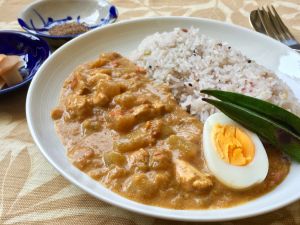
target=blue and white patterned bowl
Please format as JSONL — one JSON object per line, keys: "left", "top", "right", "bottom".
{"left": 0, "top": 31, "right": 51, "bottom": 95}
{"left": 18, "top": 0, "right": 118, "bottom": 48}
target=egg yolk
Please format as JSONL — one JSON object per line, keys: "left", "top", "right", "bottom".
{"left": 212, "top": 124, "right": 255, "bottom": 166}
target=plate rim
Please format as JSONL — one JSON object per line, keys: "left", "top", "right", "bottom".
{"left": 26, "top": 16, "right": 300, "bottom": 222}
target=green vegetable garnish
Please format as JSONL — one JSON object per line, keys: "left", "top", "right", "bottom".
{"left": 201, "top": 89, "right": 300, "bottom": 136}
{"left": 202, "top": 90, "right": 300, "bottom": 162}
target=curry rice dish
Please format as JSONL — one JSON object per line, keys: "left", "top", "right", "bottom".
{"left": 51, "top": 52, "right": 290, "bottom": 209}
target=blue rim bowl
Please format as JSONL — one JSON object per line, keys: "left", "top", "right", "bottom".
{"left": 18, "top": 0, "right": 118, "bottom": 48}
{"left": 0, "top": 31, "right": 51, "bottom": 95}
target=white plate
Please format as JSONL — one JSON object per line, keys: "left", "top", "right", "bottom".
{"left": 26, "top": 17, "right": 300, "bottom": 222}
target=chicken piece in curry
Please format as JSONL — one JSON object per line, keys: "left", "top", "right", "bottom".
{"left": 52, "top": 52, "right": 290, "bottom": 209}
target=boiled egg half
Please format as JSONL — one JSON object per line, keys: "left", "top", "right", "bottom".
{"left": 203, "top": 112, "right": 269, "bottom": 189}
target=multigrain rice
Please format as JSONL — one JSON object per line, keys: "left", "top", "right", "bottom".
{"left": 131, "top": 27, "right": 300, "bottom": 122}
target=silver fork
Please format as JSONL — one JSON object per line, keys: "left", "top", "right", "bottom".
{"left": 250, "top": 5, "right": 300, "bottom": 52}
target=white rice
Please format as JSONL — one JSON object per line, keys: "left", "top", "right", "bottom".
{"left": 131, "top": 27, "right": 300, "bottom": 122}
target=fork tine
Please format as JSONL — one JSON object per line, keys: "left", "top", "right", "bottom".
{"left": 257, "top": 7, "right": 277, "bottom": 39}
{"left": 266, "top": 6, "right": 286, "bottom": 41}
{"left": 271, "top": 5, "right": 296, "bottom": 40}
{"left": 257, "top": 8, "right": 271, "bottom": 37}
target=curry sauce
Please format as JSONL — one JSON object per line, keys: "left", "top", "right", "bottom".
{"left": 51, "top": 52, "right": 290, "bottom": 209}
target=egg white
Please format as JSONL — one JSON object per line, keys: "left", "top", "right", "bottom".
{"left": 203, "top": 112, "right": 269, "bottom": 189}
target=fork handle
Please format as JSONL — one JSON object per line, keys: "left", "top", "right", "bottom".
{"left": 290, "top": 43, "right": 300, "bottom": 53}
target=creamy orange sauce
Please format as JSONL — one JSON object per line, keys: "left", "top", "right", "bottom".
{"left": 51, "top": 52, "right": 290, "bottom": 209}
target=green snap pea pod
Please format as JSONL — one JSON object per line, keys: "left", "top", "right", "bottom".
{"left": 201, "top": 89, "right": 300, "bottom": 136}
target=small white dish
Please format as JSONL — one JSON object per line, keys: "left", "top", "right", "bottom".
{"left": 18, "top": 0, "right": 118, "bottom": 48}
{"left": 26, "top": 17, "right": 300, "bottom": 222}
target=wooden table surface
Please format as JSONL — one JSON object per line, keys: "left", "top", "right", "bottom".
{"left": 0, "top": 0, "right": 300, "bottom": 224}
